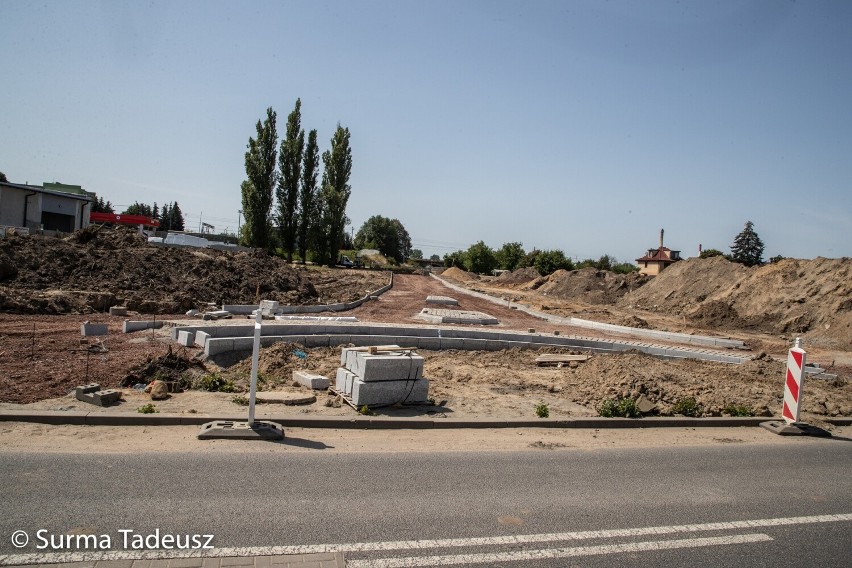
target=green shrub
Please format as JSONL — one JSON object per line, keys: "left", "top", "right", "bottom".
{"left": 598, "top": 397, "right": 640, "bottom": 418}
{"left": 672, "top": 397, "right": 703, "bottom": 417}
{"left": 535, "top": 403, "right": 550, "bottom": 418}
{"left": 137, "top": 403, "right": 158, "bottom": 414}
{"left": 197, "top": 373, "right": 236, "bottom": 393}
{"left": 232, "top": 395, "right": 249, "bottom": 406}
{"left": 723, "top": 403, "right": 754, "bottom": 417}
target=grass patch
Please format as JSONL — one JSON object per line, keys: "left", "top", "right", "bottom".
{"left": 722, "top": 403, "right": 754, "bottom": 417}
{"left": 672, "top": 397, "right": 703, "bottom": 417}
{"left": 137, "top": 403, "right": 158, "bottom": 414}
{"left": 598, "top": 397, "right": 640, "bottom": 418}
{"left": 535, "top": 403, "right": 550, "bottom": 418}
{"left": 197, "top": 372, "right": 237, "bottom": 393}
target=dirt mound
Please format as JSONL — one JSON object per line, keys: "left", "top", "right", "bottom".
{"left": 621, "top": 256, "right": 852, "bottom": 349}
{"left": 120, "top": 346, "right": 207, "bottom": 388}
{"left": 495, "top": 267, "right": 540, "bottom": 287}
{"left": 219, "top": 342, "right": 340, "bottom": 390}
{"left": 0, "top": 226, "right": 388, "bottom": 315}
{"left": 441, "top": 266, "right": 479, "bottom": 282}
{"left": 522, "top": 268, "right": 648, "bottom": 305}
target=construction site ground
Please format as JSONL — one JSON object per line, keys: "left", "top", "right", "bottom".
{"left": 2, "top": 268, "right": 851, "bottom": 427}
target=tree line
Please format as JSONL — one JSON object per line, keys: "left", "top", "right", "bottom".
{"left": 443, "top": 241, "right": 638, "bottom": 277}
{"left": 240, "top": 100, "right": 352, "bottom": 266}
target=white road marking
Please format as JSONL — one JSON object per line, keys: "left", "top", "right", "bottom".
{"left": 0, "top": 513, "right": 849, "bottom": 565}
{"left": 345, "top": 534, "right": 775, "bottom": 568}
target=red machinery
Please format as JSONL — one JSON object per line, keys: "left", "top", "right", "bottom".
{"left": 89, "top": 212, "right": 160, "bottom": 228}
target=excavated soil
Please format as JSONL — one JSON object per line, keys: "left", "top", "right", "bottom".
{"left": 0, "top": 226, "right": 388, "bottom": 314}
{"left": 1, "top": 230, "right": 850, "bottom": 423}
{"left": 619, "top": 256, "right": 852, "bottom": 350}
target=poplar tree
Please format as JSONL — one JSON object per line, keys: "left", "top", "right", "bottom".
{"left": 318, "top": 125, "right": 352, "bottom": 265}
{"left": 241, "top": 107, "right": 278, "bottom": 249}
{"left": 297, "top": 129, "right": 319, "bottom": 263}
{"left": 276, "top": 99, "right": 304, "bottom": 261}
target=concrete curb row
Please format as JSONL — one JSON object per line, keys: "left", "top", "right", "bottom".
{"left": 432, "top": 274, "right": 746, "bottom": 349}
{"left": 2, "top": 410, "right": 848, "bottom": 428}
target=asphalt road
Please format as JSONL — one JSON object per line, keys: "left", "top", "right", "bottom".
{"left": 2, "top": 440, "right": 851, "bottom": 567}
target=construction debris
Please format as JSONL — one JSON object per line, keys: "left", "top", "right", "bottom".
{"left": 535, "top": 354, "right": 591, "bottom": 367}
{"left": 75, "top": 383, "right": 121, "bottom": 406}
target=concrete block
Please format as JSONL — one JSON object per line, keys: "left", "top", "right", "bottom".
{"left": 304, "top": 335, "right": 331, "bottom": 348}
{"left": 123, "top": 320, "right": 164, "bottom": 333}
{"left": 204, "top": 338, "right": 235, "bottom": 356}
{"left": 75, "top": 384, "right": 120, "bottom": 407}
{"left": 194, "top": 330, "right": 210, "bottom": 348}
{"left": 81, "top": 322, "right": 108, "bottom": 336}
{"left": 109, "top": 306, "right": 128, "bottom": 316}
{"left": 335, "top": 368, "right": 358, "bottom": 395}
{"left": 222, "top": 304, "right": 259, "bottom": 315}
{"left": 426, "top": 295, "right": 459, "bottom": 306}
{"left": 177, "top": 330, "right": 195, "bottom": 347}
{"left": 351, "top": 378, "right": 429, "bottom": 406}
{"left": 232, "top": 337, "right": 255, "bottom": 351}
{"left": 202, "top": 310, "right": 232, "bottom": 320}
{"left": 416, "top": 337, "right": 443, "bottom": 350}
{"left": 293, "top": 370, "right": 331, "bottom": 390}
{"left": 76, "top": 384, "right": 100, "bottom": 397}
{"left": 328, "top": 335, "right": 352, "bottom": 347}
{"left": 439, "top": 337, "right": 464, "bottom": 350}
{"left": 355, "top": 351, "right": 424, "bottom": 382}
{"left": 259, "top": 300, "right": 280, "bottom": 310}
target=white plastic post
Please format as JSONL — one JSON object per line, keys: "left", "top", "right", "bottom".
{"left": 782, "top": 337, "right": 806, "bottom": 424}
{"left": 247, "top": 310, "right": 262, "bottom": 425}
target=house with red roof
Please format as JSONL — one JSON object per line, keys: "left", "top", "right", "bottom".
{"left": 636, "top": 229, "right": 681, "bottom": 276}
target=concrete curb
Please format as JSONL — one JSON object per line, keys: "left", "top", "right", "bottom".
{"left": 2, "top": 410, "right": 841, "bottom": 429}
{"left": 432, "top": 274, "right": 745, "bottom": 349}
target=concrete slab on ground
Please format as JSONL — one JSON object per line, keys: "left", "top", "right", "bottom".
{"left": 426, "top": 295, "right": 459, "bottom": 305}
{"left": 416, "top": 308, "right": 499, "bottom": 325}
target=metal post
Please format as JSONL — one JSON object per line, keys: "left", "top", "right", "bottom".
{"left": 247, "top": 309, "right": 262, "bottom": 426}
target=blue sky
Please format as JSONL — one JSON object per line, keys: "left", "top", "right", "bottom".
{"left": 2, "top": 0, "right": 850, "bottom": 262}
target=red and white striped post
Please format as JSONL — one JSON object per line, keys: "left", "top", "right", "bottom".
{"left": 781, "top": 338, "right": 806, "bottom": 424}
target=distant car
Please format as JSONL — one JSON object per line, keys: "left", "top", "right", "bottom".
{"left": 337, "top": 255, "right": 355, "bottom": 268}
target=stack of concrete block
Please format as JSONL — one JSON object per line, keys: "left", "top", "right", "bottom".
{"left": 335, "top": 347, "right": 429, "bottom": 407}
{"left": 258, "top": 300, "right": 283, "bottom": 317}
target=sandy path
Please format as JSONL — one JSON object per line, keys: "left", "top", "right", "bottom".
{"left": 2, "top": 421, "right": 843, "bottom": 454}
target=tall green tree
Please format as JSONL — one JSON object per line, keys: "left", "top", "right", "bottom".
{"left": 123, "top": 202, "right": 153, "bottom": 217}
{"left": 465, "top": 241, "right": 498, "bottom": 274}
{"left": 730, "top": 221, "right": 764, "bottom": 266}
{"left": 297, "top": 129, "right": 320, "bottom": 263}
{"left": 444, "top": 250, "right": 467, "bottom": 268}
{"left": 276, "top": 99, "right": 305, "bottom": 261}
{"left": 160, "top": 203, "right": 171, "bottom": 230}
{"left": 0, "top": 171, "right": 8, "bottom": 182}
{"left": 532, "top": 249, "right": 573, "bottom": 276}
{"left": 318, "top": 124, "right": 352, "bottom": 265}
{"left": 169, "top": 202, "right": 185, "bottom": 231}
{"left": 496, "top": 242, "right": 526, "bottom": 270}
{"left": 91, "top": 196, "right": 114, "bottom": 213}
{"left": 354, "top": 215, "right": 411, "bottom": 263}
{"left": 241, "top": 107, "right": 278, "bottom": 249}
